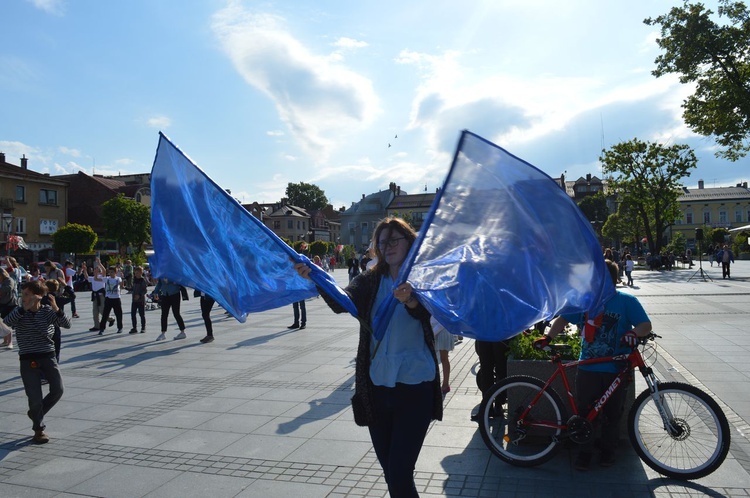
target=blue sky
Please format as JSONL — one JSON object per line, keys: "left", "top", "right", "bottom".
{"left": 2, "top": 0, "right": 747, "bottom": 210}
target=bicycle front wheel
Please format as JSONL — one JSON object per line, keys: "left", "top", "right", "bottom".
{"left": 629, "top": 382, "right": 730, "bottom": 480}
{"left": 478, "top": 375, "right": 567, "bottom": 467}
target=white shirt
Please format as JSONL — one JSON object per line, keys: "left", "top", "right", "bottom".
{"left": 103, "top": 276, "right": 122, "bottom": 299}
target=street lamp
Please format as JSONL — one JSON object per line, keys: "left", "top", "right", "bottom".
{"left": 2, "top": 214, "right": 12, "bottom": 257}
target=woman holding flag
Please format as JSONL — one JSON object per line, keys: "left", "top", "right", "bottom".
{"left": 294, "top": 216, "right": 441, "bottom": 498}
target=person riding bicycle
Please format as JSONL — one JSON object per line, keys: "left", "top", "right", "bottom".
{"left": 534, "top": 260, "right": 652, "bottom": 471}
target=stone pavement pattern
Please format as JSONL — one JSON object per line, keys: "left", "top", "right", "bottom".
{"left": 0, "top": 262, "right": 749, "bottom": 497}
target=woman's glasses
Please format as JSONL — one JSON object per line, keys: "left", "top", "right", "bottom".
{"left": 378, "top": 237, "right": 406, "bottom": 250}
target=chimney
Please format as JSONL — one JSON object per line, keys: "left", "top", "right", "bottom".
{"left": 396, "top": 185, "right": 401, "bottom": 195}
{"left": 698, "top": 179, "right": 704, "bottom": 189}
{"left": 20, "top": 154, "right": 28, "bottom": 170}
{"left": 744, "top": 182, "right": 748, "bottom": 189}
{"left": 560, "top": 173, "right": 565, "bottom": 187}
{"left": 0, "top": 152, "right": 5, "bottom": 163}
{"left": 362, "top": 194, "right": 365, "bottom": 199}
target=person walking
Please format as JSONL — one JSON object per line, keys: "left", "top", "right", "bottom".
{"left": 431, "top": 316, "right": 453, "bottom": 394}
{"left": 83, "top": 259, "right": 113, "bottom": 332}
{"left": 198, "top": 291, "right": 216, "bottom": 343}
{"left": 624, "top": 254, "right": 635, "bottom": 286}
{"left": 718, "top": 244, "right": 735, "bottom": 279}
{"left": 151, "top": 278, "right": 187, "bottom": 341}
{"left": 98, "top": 266, "right": 123, "bottom": 335}
{"left": 4, "top": 280, "right": 71, "bottom": 444}
{"left": 293, "top": 217, "right": 441, "bottom": 497}
{"left": 128, "top": 266, "right": 149, "bottom": 334}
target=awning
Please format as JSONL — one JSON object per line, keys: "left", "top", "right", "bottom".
{"left": 729, "top": 224, "right": 750, "bottom": 232}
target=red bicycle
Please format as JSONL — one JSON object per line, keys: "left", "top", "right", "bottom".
{"left": 477, "top": 333, "right": 730, "bottom": 480}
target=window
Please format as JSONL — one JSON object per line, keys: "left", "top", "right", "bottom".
{"left": 685, "top": 211, "right": 693, "bottom": 224}
{"left": 15, "top": 218, "right": 26, "bottom": 234}
{"left": 719, "top": 210, "right": 727, "bottom": 223}
{"left": 287, "top": 220, "right": 293, "bottom": 229}
{"left": 703, "top": 211, "right": 711, "bottom": 224}
{"left": 39, "top": 189, "right": 57, "bottom": 205}
{"left": 273, "top": 220, "right": 281, "bottom": 230}
{"left": 15, "top": 186, "right": 25, "bottom": 202}
{"left": 736, "top": 210, "right": 743, "bottom": 223}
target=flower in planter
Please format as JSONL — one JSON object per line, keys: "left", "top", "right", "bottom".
{"left": 507, "top": 323, "right": 581, "bottom": 360}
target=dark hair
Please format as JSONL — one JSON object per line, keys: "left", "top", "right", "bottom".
{"left": 605, "top": 260, "right": 619, "bottom": 285}
{"left": 45, "top": 279, "right": 60, "bottom": 293}
{"left": 22, "top": 280, "right": 46, "bottom": 296}
{"left": 371, "top": 217, "right": 417, "bottom": 275}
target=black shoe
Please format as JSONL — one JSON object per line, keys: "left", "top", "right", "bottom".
{"left": 299, "top": 324, "right": 306, "bottom": 330}
{"left": 574, "top": 452, "right": 592, "bottom": 471}
{"left": 287, "top": 323, "right": 299, "bottom": 329}
{"left": 98, "top": 330, "right": 103, "bottom": 335}
{"left": 128, "top": 328, "right": 138, "bottom": 334}
{"left": 89, "top": 327, "right": 99, "bottom": 332}
{"left": 200, "top": 336, "right": 214, "bottom": 343}
{"left": 108, "top": 318, "right": 115, "bottom": 327}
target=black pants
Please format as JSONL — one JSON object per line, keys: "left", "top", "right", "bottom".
{"left": 131, "top": 300, "right": 145, "bottom": 329}
{"left": 20, "top": 356, "right": 63, "bottom": 431}
{"left": 201, "top": 296, "right": 215, "bottom": 336}
{"left": 576, "top": 369, "right": 628, "bottom": 453}
{"left": 293, "top": 300, "right": 306, "bottom": 326}
{"left": 99, "top": 297, "right": 123, "bottom": 331}
{"left": 475, "top": 340, "right": 509, "bottom": 395}
{"left": 722, "top": 262, "right": 731, "bottom": 278}
{"left": 160, "top": 293, "right": 186, "bottom": 332}
{"left": 369, "top": 382, "right": 433, "bottom": 498}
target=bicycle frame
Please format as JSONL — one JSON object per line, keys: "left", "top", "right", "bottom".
{"left": 518, "top": 343, "right": 662, "bottom": 431}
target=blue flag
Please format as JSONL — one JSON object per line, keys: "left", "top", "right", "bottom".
{"left": 374, "top": 130, "right": 615, "bottom": 341}
{"left": 149, "top": 133, "right": 357, "bottom": 322}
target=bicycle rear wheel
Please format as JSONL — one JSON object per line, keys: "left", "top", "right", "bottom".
{"left": 478, "top": 375, "right": 567, "bottom": 467}
{"left": 629, "top": 382, "right": 730, "bottom": 480}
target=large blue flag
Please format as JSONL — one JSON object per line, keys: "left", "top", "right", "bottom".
{"left": 374, "top": 130, "right": 615, "bottom": 341}
{"left": 149, "top": 133, "right": 356, "bottom": 322}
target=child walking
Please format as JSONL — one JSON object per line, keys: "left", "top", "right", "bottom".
{"left": 4, "top": 280, "right": 71, "bottom": 444}
{"left": 129, "top": 266, "right": 149, "bottom": 334}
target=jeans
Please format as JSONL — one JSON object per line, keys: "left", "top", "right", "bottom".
{"left": 576, "top": 369, "right": 628, "bottom": 453}
{"left": 20, "top": 356, "right": 64, "bottom": 431}
{"left": 369, "top": 382, "right": 433, "bottom": 498}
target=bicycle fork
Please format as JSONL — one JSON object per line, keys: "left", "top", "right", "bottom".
{"left": 642, "top": 370, "right": 683, "bottom": 437}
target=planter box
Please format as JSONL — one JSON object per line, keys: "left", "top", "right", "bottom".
{"left": 507, "top": 358, "right": 634, "bottom": 440}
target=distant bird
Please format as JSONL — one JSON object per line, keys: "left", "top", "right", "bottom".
{"left": 395, "top": 134, "right": 398, "bottom": 139}
{"left": 388, "top": 143, "right": 391, "bottom": 147}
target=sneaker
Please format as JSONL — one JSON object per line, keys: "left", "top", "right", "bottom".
{"left": 299, "top": 324, "right": 306, "bottom": 330}
{"left": 73, "top": 313, "right": 80, "bottom": 318}
{"left": 574, "top": 452, "right": 592, "bottom": 471}
{"left": 200, "top": 336, "right": 214, "bottom": 344}
{"left": 33, "top": 430, "right": 49, "bottom": 444}
{"left": 107, "top": 318, "right": 115, "bottom": 327}
{"left": 287, "top": 323, "right": 299, "bottom": 329}
{"left": 116, "top": 328, "right": 123, "bottom": 334}
{"left": 599, "top": 449, "right": 616, "bottom": 467}
{"left": 140, "top": 328, "right": 146, "bottom": 334}
{"left": 156, "top": 333, "right": 166, "bottom": 341}
{"left": 128, "top": 328, "right": 138, "bottom": 334}
{"left": 89, "top": 327, "right": 99, "bottom": 332}
{"left": 173, "top": 331, "right": 187, "bottom": 340}
{"left": 5, "top": 342, "right": 12, "bottom": 349}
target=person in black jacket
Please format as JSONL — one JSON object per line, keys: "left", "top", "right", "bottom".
{"left": 294, "top": 217, "right": 441, "bottom": 498}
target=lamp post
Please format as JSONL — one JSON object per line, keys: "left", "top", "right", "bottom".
{"left": 2, "top": 213, "right": 12, "bottom": 257}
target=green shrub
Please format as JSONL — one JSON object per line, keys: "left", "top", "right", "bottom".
{"left": 508, "top": 325, "right": 581, "bottom": 360}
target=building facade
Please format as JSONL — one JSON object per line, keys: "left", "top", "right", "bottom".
{"left": 340, "top": 182, "right": 404, "bottom": 254}
{"left": 674, "top": 180, "right": 750, "bottom": 248}
{"left": 0, "top": 153, "right": 69, "bottom": 265}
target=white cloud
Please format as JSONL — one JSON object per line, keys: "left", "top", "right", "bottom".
{"left": 211, "top": 2, "right": 380, "bottom": 161}
{"left": 332, "top": 37, "right": 368, "bottom": 49}
{"left": 147, "top": 115, "right": 172, "bottom": 129}
{"left": 27, "top": 0, "right": 64, "bottom": 16}
{"left": 266, "top": 130, "right": 285, "bottom": 136}
{"left": 58, "top": 146, "right": 81, "bottom": 157}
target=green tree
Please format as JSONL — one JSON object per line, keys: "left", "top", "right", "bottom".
{"left": 51, "top": 223, "right": 98, "bottom": 255}
{"left": 101, "top": 194, "right": 151, "bottom": 255}
{"left": 645, "top": 1, "right": 750, "bottom": 160}
{"left": 666, "top": 231, "right": 687, "bottom": 256}
{"left": 309, "top": 240, "right": 328, "bottom": 257}
{"left": 577, "top": 192, "right": 610, "bottom": 240}
{"left": 285, "top": 182, "right": 329, "bottom": 211}
{"left": 600, "top": 139, "right": 697, "bottom": 255}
